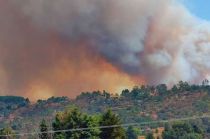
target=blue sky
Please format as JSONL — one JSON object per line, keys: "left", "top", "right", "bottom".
{"left": 181, "top": 0, "right": 210, "bottom": 20}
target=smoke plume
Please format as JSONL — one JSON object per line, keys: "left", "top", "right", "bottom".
{"left": 0, "top": 0, "right": 210, "bottom": 100}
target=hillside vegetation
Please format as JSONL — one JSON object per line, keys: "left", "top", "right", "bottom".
{"left": 1, "top": 81, "right": 210, "bottom": 135}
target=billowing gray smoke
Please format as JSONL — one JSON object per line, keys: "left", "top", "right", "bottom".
{"left": 11, "top": 0, "right": 164, "bottom": 74}
{"left": 0, "top": 0, "right": 210, "bottom": 98}
{"left": 16, "top": 0, "right": 210, "bottom": 84}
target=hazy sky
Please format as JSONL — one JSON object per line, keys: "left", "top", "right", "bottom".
{"left": 182, "top": 0, "right": 210, "bottom": 20}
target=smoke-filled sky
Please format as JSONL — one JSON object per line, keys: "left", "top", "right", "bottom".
{"left": 0, "top": 0, "right": 210, "bottom": 100}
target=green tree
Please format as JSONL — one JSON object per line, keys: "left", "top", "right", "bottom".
{"left": 178, "top": 81, "right": 190, "bottom": 92}
{"left": 171, "top": 85, "right": 178, "bottom": 93}
{"left": 121, "top": 89, "right": 130, "bottom": 98}
{"left": 180, "top": 133, "right": 202, "bottom": 139}
{"left": 202, "top": 79, "right": 209, "bottom": 86}
{"left": 162, "top": 122, "right": 204, "bottom": 139}
{"left": 126, "top": 126, "right": 140, "bottom": 139}
{"left": 54, "top": 134, "right": 65, "bottom": 139}
{"left": 130, "top": 86, "right": 149, "bottom": 100}
{"left": 39, "top": 119, "right": 50, "bottom": 139}
{"left": 0, "top": 127, "right": 15, "bottom": 139}
{"left": 146, "top": 132, "right": 154, "bottom": 139}
{"left": 156, "top": 84, "right": 168, "bottom": 96}
{"left": 52, "top": 107, "right": 100, "bottom": 139}
{"left": 99, "top": 109, "right": 126, "bottom": 139}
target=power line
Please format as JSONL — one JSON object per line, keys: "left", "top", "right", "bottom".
{"left": 1, "top": 114, "right": 210, "bottom": 137}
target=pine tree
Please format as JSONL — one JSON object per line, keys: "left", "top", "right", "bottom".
{"left": 126, "top": 126, "right": 140, "bottom": 139}
{"left": 52, "top": 107, "right": 100, "bottom": 139}
{"left": 39, "top": 119, "right": 50, "bottom": 139}
{"left": 99, "top": 109, "right": 126, "bottom": 139}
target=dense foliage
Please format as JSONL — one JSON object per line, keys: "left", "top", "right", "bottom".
{"left": 51, "top": 108, "right": 126, "bottom": 139}
{"left": 0, "top": 96, "right": 29, "bottom": 117}
{"left": 126, "top": 126, "right": 141, "bottom": 139}
{"left": 0, "top": 127, "right": 15, "bottom": 139}
{"left": 1, "top": 81, "right": 210, "bottom": 138}
{"left": 162, "top": 122, "right": 204, "bottom": 139}
{"left": 39, "top": 119, "right": 50, "bottom": 139}
{"left": 52, "top": 107, "right": 100, "bottom": 139}
{"left": 99, "top": 109, "right": 126, "bottom": 139}
{"left": 146, "top": 132, "right": 154, "bottom": 139}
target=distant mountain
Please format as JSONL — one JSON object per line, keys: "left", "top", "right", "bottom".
{"left": 1, "top": 81, "right": 210, "bottom": 133}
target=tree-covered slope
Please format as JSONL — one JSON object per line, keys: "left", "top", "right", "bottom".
{"left": 1, "top": 81, "right": 210, "bottom": 133}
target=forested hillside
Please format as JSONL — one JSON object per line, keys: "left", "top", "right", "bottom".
{"left": 1, "top": 81, "right": 210, "bottom": 138}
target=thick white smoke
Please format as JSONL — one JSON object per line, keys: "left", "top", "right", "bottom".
{"left": 7, "top": 0, "right": 210, "bottom": 85}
